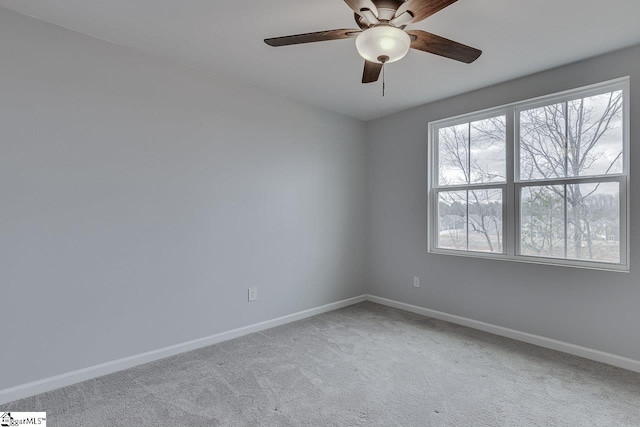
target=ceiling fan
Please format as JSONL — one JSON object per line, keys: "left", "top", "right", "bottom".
{"left": 264, "top": 0, "right": 482, "bottom": 85}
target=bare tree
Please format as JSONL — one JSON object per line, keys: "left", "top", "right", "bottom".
{"left": 519, "top": 91, "right": 623, "bottom": 259}
{"left": 437, "top": 91, "right": 622, "bottom": 260}
{"left": 438, "top": 118, "right": 506, "bottom": 252}
{"left": 469, "top": 189, "right": 502, "bottom": 253}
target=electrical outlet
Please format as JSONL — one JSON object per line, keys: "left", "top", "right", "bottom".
{"left": 248, "top": 287, "right": 258, "bottom": 302}
{"left": 413, "top": 276, "right": 420, "bottom": 288}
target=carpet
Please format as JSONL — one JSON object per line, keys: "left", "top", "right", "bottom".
{"left": 4, "top": 302, "right": 640, "bottom": 426}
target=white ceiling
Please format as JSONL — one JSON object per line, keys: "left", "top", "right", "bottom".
{"left": 2, "top": 0, "right": 640, "bottom": 121}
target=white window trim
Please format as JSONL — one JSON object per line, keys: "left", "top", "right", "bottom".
{"left": 427, "top": 77, "right": 630, "bottom": 272}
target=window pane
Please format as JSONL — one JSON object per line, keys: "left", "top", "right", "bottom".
{"left": 519, "top": 103, "right": 566, "bottom": 180}
{"left": 468, "top": 189, "right": 503, "bottom": 253}
{"left": 567, "top": 182, "right": 620, "bottom": 263}
{"left": 438, "top": 191, "right": 467, "bottom": 250}
{"left": 520, "top": 186, "right": 565, "bottom": 258}
{"left": 470, "top": 116, "right": 506, "bottom": 184}
{"left": 438, "top": 124, "right": 469, "bottom": 186}
{"left": 567, "top": 91, "right": 624, "bottom": 177}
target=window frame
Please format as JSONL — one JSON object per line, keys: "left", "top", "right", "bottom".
{"left": 428, "top": 77, "right": 630, "bottom": 272}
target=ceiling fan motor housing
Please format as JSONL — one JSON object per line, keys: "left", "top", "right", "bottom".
{"left": 355, "top": 0, "right": 405, "bottom": 28}
{"left": 372, "top": 0, "right": 405, "bottom": 21}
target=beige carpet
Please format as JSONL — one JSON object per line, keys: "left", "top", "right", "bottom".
{"left": 4, "top": 302, "right": 640, "bottom": 426}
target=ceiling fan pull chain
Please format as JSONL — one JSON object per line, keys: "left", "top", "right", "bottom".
{"left": 382, "top": 62, "right": 385, "bottom": 97}
{"left": 377, "top": 55, "right": 389, "bottom": 97}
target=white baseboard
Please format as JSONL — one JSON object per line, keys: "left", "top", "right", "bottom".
{"left": 5, "top": 293, "right": 637, "bottom": 405}
{"left": 0, "top": 295, "right": 366, "bottom": 405}
{"left": 365, "top": 294, "right": 640, "bottom": 373}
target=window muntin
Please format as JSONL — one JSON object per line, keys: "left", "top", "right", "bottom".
{"left": 429, "top": 78, "right": 629, "bottom": 271}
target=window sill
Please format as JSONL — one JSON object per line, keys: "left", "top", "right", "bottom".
{"left": 428, "top": 247, "right": 630, "bottom": 273}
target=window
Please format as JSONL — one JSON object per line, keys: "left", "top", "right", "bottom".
{"left": 436, "top": 116, "right": 507, "bottom": 253}
{"left": 428, "top": 78, "right": 629, "bottom": 271}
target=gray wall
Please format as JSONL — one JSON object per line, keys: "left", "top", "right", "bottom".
{"left": 0, "top": 9, "right": 367, "bottom": 390}
{"left": 367, "top": 44, "right": 640, "bottom": 361}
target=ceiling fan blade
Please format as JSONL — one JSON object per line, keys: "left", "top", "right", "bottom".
{"left": 362, "top": 61, "right": 383, "bottom": 83}
{"left": 344, "top": 0, "right": 379, "bottom": 18}
{"left": 395, "top": 0, "right": 459, "bottom": 24}
{"left": 264, "top": 29, "right": 360, "bottom": 47}
{"left": 407, "top": 30, "right": 482, "bottom": 63}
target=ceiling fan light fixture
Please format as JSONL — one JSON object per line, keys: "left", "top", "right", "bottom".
{"left": 355, "top": 25, "right": 411, "bottom": 64}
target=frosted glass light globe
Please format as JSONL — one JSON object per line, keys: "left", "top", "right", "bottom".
{"left": 355, "top": 26, "right": 411, "bottom": 64}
